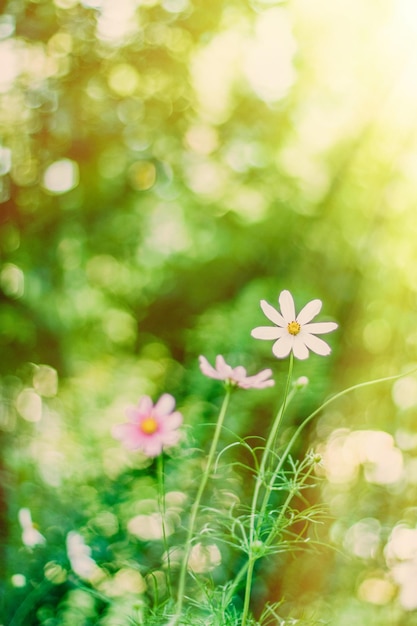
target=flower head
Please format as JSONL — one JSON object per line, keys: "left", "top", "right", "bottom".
{"left": 113, "top": 394, "right": 182, "bottom": 457}
{"left": 251, "top": 290, "right": 338, "bottom": 360}
{"left": 199, "top": 355, "right": 274, "bottom": 389}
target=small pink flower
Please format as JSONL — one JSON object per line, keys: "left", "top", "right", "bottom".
{"left": 113, "top": 394, "right": 183, "bottom": 457}
{"left": 199, "top": 355, "right": 274, "bottom": 389}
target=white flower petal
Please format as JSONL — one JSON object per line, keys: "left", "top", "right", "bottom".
{"left": 292, "top": 337, "right": 310, "bottom": 360}
{"left": 297, "top": 299, "right": 322, "bottom": 325}
{"left": 302, "top": 333, "right": 332, "bottom": 356}
{"left": 279, "top": 290, "right": 295, "bottom": 322}
{"left": 272, "top": 335, "right": 293, "bottom": 358}
{"left": 302, "top": 321, "right": 338, "bottom": 335}
{"left": 251, "top": 326, "right": 285, "bottom": 340}
{"left": 260, "top": 300, "right": 286, "bottom": 327}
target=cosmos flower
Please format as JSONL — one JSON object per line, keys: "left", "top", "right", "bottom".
{"left": 113, "top": 394, "right": 182, "bottom": 457}
{"left": 18, "top": 508, "right": 46, "bottom": 548}
{"left": 251, "top": 289, "right": 338, "bottom": 360}
{"left": 199, "top": 355, "right": 274, "bottom": 389}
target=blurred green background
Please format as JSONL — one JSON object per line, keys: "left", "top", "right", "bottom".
{"left": 2, "top": 0, "right": 417, "bottom": 623}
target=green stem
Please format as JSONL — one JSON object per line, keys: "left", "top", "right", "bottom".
{"left": 264, "top": 462, "right": 315, "bottom": 549}
{"left": 269, "top": 366, "right": 417, "bottom": 492}
{"left": 174, "top": 388, "right": 232, "bottom": 622}
{"left": 239, "top": 363, "right": 417, "bottom": 625}
{"left": 241, "top": 354, "right": 294, "bottom": 626}
{"left": 157, "top": 453, "right": 172, "bottom": 598}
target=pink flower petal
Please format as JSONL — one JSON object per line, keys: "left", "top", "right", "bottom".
{"left": 137, "top": 395, "right": 153, "bottom": 415}
{"left": 154, "top": 394, "right": 176, "bottom": 417}
{"left": 232, "top": 366, "right": 247, "bottom": 381}
{"left": 142, "top": 439, "right": 164, "bottom": 457}
{"left": 297, "top": 299, "right": 322, "bottom": 325}
{"left": 252, "top": 368, "right": 274, "bottom": 382}
{"left": 163, "top": 411, "right": 183, "bottom": 431}
{"left": 115, "top": 394, "right": 183, "bottom": 457}
{"left": 112, "top": 423, "right": 145, "bottom": 450}
{"left": 260, "top": 300, "right": 286, "bottom": 327}
{"left": 199, "top": 355, "right": 223, "bottom": 379}
{"left": 242, "top": 368, "right": 275, "bottom": 389}
{"left": 279, "top": 290, "right": 296, "bottom": 322}
{"left": 161, "top": 430, "right": 181, "bottom": 447}
{"left": 126, "top": 396, "right": 153, "bottom": 422}
{"left": 215, "top": 355, "right": 234, "bottom": 378}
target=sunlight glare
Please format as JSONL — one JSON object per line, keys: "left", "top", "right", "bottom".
{"left": 243, "top": 7, "right": 296, "bottom": 102}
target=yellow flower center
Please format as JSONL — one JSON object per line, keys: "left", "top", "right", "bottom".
{"left": 287, "top": 321, "right": 301, "bottom": 336}
{"left": 141, "top": 417, "right": 158, "bottom": 435}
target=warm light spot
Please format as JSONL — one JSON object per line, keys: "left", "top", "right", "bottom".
{"left": 357, "top": 577, "right": 395, "bottom": 605}
{"left": 386, "top": 525, "right": 417, "bottom": 561}
{"left": 128, "top": 513, "right": 165, "bottom": 540}
{"left": 0, "top": 146, "right": 12, "bottom": 175}
{"left": 96, "top": 0, "right": 139, "bottom": 43}
{"left": 0, "top": 263, "right": 24, "bottom": 298}
{"left": 191, "top": 29, "right": 243, "bottom": 122}
{"left": 0, "top": 15, "right": 15, "bottom": 40}
{"left": 100, "top": 568, "right": 147, "bottom": 597}
{"left": 102, "top": 309, "right": 137, "bottom": 345}
{"left": 363, "top": 318, "right": 392, "bottom": 354}
{"left": 392, "top": 376, "right": 417, "bottom": 410}
{"left": 185, "top": 160, "right": 227, "bottom": 197}
{"left": 185, "top": 124, "right": 218, "bottom": 155}
{"left": 44, "top": 562, "right": 67, "bottom": 585}
{"left": 33, "top": 365, "right": 58, "bottom": 398}
{"left": 128, "top": 161, "right": 156, "bottom": 190}
{"left": 47, "top": 32, "right": 73, "bottom": 57}
{"left": 287, "top": 321, "right": 301, "bottom": 335}
{"left": 42, "top": 159, "right": 79, "bottom": 194}
{"left": 188, "top": 543, "right": 221, "bottom": 573}
{"left": 11, "top": 574, "right": 26, "bottom": 588}
{"left": 0, "top": 40, "right": 19, "bottom": 92}
{"left": 108, "top": 63, "right": 140, "bottom": 97}
{"left": 344, "top": 518, "right": 381, "bottom": 559}
{"left": 323, "top": 429, "right": 404, "bottom": 486}
{"left": 243, "top": 7, "right": 296, "bottom": 102}
{"left": 16, "top": 389, "right": 42, "bottom": 422}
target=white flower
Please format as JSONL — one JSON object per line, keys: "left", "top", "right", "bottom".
{"left": 251, "top": 290, "right": 338, "bottom": 360}
{"left": 18, "top": 508, "right": 46, "bottom": 548}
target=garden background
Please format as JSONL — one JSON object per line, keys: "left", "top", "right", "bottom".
{"left": 2, "top": 0, "right": 417, "bottom": 624}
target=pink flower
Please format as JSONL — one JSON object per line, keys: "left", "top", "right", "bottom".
{"left": 113, "top": 394, "right": 183, "bottom": 457}
{"left": 199, "top": 355, "right": 274, "bottom": 389}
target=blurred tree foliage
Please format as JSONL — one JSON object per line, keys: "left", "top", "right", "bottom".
{"left": 2, "top": 0, "right": 417, "bottom": 623}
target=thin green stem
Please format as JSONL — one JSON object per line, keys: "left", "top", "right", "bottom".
{"left": 264, "top": 462, "right": 315, "bottom": 549}
{"left": 241, "top": 354, "right": 294, "bottom": 626}
{"left": 270, "top": 365, "right": 417, "bottom": 492}
{"left": 239, "top": 364, "right": 417, "bottom": 625}
{"left": 174, "top": 388, "right": 232, "bottom": 623}
{"left": 157, "top": 453, "right": 172, "bottom": 598}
